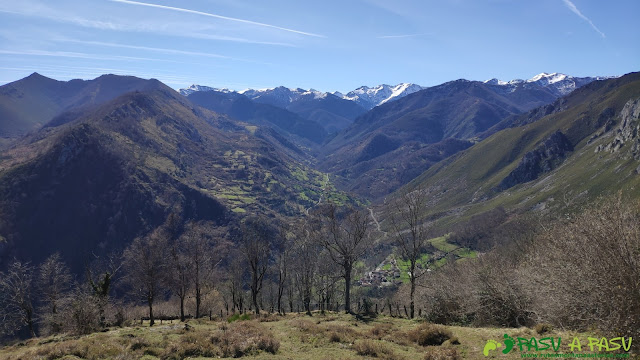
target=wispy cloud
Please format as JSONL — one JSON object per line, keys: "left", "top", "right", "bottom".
{"left": 55, "top": 39, "right": 274, "bottom": 65}
{"left": 59, "top": 39, "right": 230, "bottom": 59}
{"left": 0, "top": 49, "right": 185, "bottom": 63}
{"left": 561, "top": 0, "right": 605, "bottom": 38}
{"left": 0, "top": 2, "right": 298, "bottom": 46}
{"left": 110, "top": 0, "right": 326, "bottom": 38}
{"left": 377, "top": 33, "right": 429, "bottom": 39}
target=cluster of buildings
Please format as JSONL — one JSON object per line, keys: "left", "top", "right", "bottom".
{"left": 358, "top": 258, "right": 402, "bottom": 287}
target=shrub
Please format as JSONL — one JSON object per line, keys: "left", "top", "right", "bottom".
{"left": 352, "top": 339, "right": 397, "bottom": 359}
{"left": 324, "top": 323, "right": 359, "bottom": 343}
{"left": 534, "top": 323, "right": 553, "bottom": 335}
{"left": 369, "top": 323, "right": 394, "bottom": 339}
{"left": 328, "top": 331, "right": 341, "bottom": 342}
{"left": 408, "top": 323, "right": 454, "bottom": 346}
{"left": 290, "top": 318, "right": 322, "bottom": 335}
{"left": 227, "top": 313, "right": 252, "bottom": 323}
{"left": 161, "top": 331, "right": 219, "bottom": 360}
{"left": 128, "top": 337, "right": 150, "bottom": 351}
{"left": 210, "top": 321, "right": 280, "bottom": 357}
{"left": 526, "top": 195, "right": 640, "bottom": 341}
{"left": 447, "top": 336, "right": 460, "bottom": 345}
{"left": 423, "top": 347, "right": 460, "bottom": 360}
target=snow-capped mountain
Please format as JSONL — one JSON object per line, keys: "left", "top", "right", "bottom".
{"left": 179, "top": 83, "right": 425, "bottom": 110}
{"left": 179, "top": 73, "right": 614, "bottom": 111}
{"left": 178, "top": 84, "right": 366, "bottom": 133}
{"left": 484, "top": 72, "right": 616, "bottom": 97}
{"left": 334, "top": 83, "right": 425, "bottom": 110}
{"left": 241, "top": 86, "right": 328, "bottom": 108}
{"left": 179, "top": 84, "right": 235, "bottom": 96}
{"left": 180, "top": 85, "right": 329, "bottom": 108}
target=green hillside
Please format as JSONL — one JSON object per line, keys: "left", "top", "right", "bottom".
{"left": 403, "top": 72, "right": 640, "bottom": 228}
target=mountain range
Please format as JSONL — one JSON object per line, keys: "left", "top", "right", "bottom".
{"left": 402, "top": 72, "right": 640, "bottom": 233}
{"left": 181, "top": 73, "right": 609, "bottom": 111}
{"left": 1, "top": 70, "right": 637, "bottom": 275}
{"left": 0, "top": 74, "right": 348, "bottom": 273}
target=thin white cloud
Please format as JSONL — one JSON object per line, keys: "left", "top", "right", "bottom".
{"left": 561, "top": 0, "right": 605, "bottom": 38}
{"left": 60, "top": 40, "right": 230, "bottom": 59}
{"left": 0, "top": 49, "right": 184, "bottom": 63}
{"left": 377, "top": 33, "right": 429, "bottom": 39}
{"left": 55, "top": 39, "right": 274, "bottom": 65}
{"left": 110, "top": 0, "right": 326, "bottom": 38}
{"left": 0, "top": 3, "right": 297, "bottom": 47}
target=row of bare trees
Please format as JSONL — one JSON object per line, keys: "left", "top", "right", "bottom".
{"left": 1, "top": 203, "right": 376, "bottom": 340}
{"left": 124, "top": 203, "right": 378, "bottom": 322}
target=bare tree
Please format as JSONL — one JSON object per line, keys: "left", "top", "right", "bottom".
{"left": 275, "top": 224, "right": 291, "bottom": 315}
{"left": 160, "top": 211, "right": 192, "bottom": 322}
{"left": 0, "top": 260, "right": 36, "bottom": 337}
{"left": 316, "top": 251, "right": 338, "bottom": 313}
{"left": 316, "top": 204, "right": 371, "bottom": 314}
{"left": 86, "top": 251, "right": 121, "bottom": 327}
{"left": 180, "top": 222, "right": 226, "bottom": 319}
{"left": 292, "top": 221, "right": 321, "bottom": 315}
{"left": 389, "top": 187, "right": 432, "bottom": 318}
{"left": 38, "top": 253, "right": 73, "bottom": 334}
{"left": 169, "top": 242, "right": 190, "bottom": 322}
{"left": 226, "top": 250, "right": 246, "bottom": 313}
{"left": 122, "top": 230, "right": 168, "bottom": 326}
{"left": 239, "top": 217, "right": 272, "bottom": 315}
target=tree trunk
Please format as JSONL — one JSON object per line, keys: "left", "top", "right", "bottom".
{"left": 196, "top": 287, "right": 201, "bottom": 319}
{"left": 180, "top": 295, "right": 185, "bottom": 322}
{"left": 410, "top": 262, "right": 416, "bottom": 319}
{"left": 26, "top": 309, "right": 36, "bottom": 338}
{"left": 252, "top": 288, "right": 260, "bottom": 315}
{"left": 304, "top": 291, "right": 311, "bottom": 316}
{"left": 344, "top": 264, "right": 352, "bottom": 314}
{"left": 148, "top": 295, "right": 155, "bottom": 327}
{"left": 288, "top": 296, "right": 294, "bottom": 314}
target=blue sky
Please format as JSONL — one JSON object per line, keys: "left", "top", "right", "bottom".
{"left": 0, "top": 0, "right": 638, "bottom": 92}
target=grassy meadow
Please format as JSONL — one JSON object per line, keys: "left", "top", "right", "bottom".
{"left": 0, "top": 312, "right": 627, "bottom": 360}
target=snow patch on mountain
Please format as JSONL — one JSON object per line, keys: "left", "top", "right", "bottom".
{"left": 484, "top": 73, "right": 618, "bottom": 96}
{"left": 335, "top": 83, "right": 425, "bottom": 109}
{"left": 179, "top": 84, "right": 235, "bottom": 96}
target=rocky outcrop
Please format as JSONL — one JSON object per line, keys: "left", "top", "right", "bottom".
{"left": 499, "top": 131, "right": 573, "bottom": 190}
{"left": 595, "top": 98, "right": 640, "bottom": 159}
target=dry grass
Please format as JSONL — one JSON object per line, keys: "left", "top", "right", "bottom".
{"left": 408, "top": 323, "right": 455, "bottom": 346}
{"left": 534, "top": 323, "right": 554, "bottom": 335}
{"left": 423, "top": 347, "right": 461, "bottom": 360}
{"left": 0, "top": 312, "right": 618, "bottom": 360}
{"left": 352, "top": 339, "right": 400, "bottom": 359}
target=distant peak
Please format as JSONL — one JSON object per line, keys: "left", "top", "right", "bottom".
{"left": 25, "top": 72, "right": 51, "bottom": 81}
{"left": 484, "top": 78, "right": 507, "bottom": 85}
{"left": 527, "top": 72, "right": 568, "bottom": 84}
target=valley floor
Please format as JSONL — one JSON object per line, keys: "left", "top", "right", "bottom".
{"left": 0, "top": 312, "right": 630, "bottom": 360}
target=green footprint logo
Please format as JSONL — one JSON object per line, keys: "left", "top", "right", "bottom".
{"left": 503, "top": 334, "right": 515, "bottom": 354}
{"left": 483, "top": 339, "right": 502, "bottom": 356}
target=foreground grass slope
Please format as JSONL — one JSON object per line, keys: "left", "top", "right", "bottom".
{"left": 0, "top": 313, "right": 624, "bottom": 360}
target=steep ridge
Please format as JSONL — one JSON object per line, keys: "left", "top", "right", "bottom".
{"left": 401, "top": 72, "right": 640, "bottom": 227}
{"left": 0, "top": 83, "right": 344, "bottom": 273}
{"left": 186, "top": 90, "right": 327, "bottom": 144}
{"left": 0, "top": 73, "right": 170, "bottom": 139}
{"left": 180, "top": 86, "right": 367, "bottom": 133}
{"left": 320, "top": 79, "right": 562, "bottom": 198}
